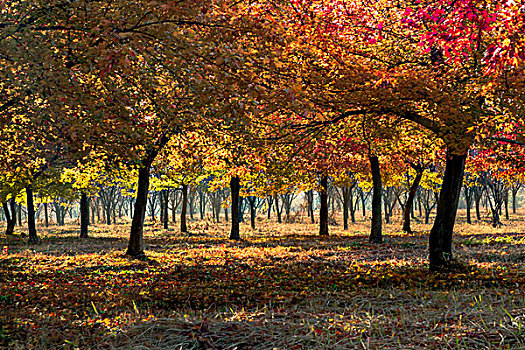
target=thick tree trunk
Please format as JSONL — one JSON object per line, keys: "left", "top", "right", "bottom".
{"left": 3, "top": 199, "right": 16, "bottom": 235}
{"left": 230, "top": 176, "right": 241, "bottom": 240}
{"left": 319, "top": 174, "right": 329, "bottom": 236}
{"left": 181, "top": 184, "right": 188, "bottom": 233}
{"left": 80, "top": 192, "right": 89, "bottom": 238}
{"left": 402, "top": 167, "right": 424, "bottom": 233}
{"left": 26, "top": 186, "right": 38, "bottom": 243}
{"left": 126, "top": 164, "right": 151, "bottom": 259}
{"left": 369, "top": 156, "right": 383, "bottom": 243}
{"left": 429, "top": 153, "right": 466, "bottom": 271}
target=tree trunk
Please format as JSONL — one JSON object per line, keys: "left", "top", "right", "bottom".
{"left": 106, "top": 205, "right": 112, "bottom": 225}
{"left": 504, "top": 188, "right": 509, "bottom": 220}
{"left": 199, "top": 190, "right": 205, "bottom": 220}
{"left": 248, "top": 196, "right": 256, "bottom": 230}
{"left": 274, "top": 194, "right": 282, "bottom": 223}
{"left": 342, "top": 185, "right": 352, "bottom": 230}
{"left": 17, "top": 203, "right": 22, "bottom": 226}
{"left": 512, "top": 186, "right": 519, "bottom": 214}
{"left": 44, "top": 202, "right": 49, "bottom": 227}
{"left": 80, "top": 192, "right": 89, "bottom": 238}
{"left": 162, "top": 189, "right": 169, "bottom": 229}
{"left": 126, "top": 164, "right": 151, "bottom": 259}
{"left": 429, "top": 152, "right": 466, "bottom": 271}
{"left": 464, "top": 186, "right": 472, "bottom": 224}
{"left": 319, "top": 174, "right": 329, "bottom": 236}
{"left": 360, "top": 188, "right": 367, "bottom": 218}
{"left": 402, "top": 166, "right": 424, "bottom": 233}
{"left": 474, "top": 188, "right": 482, "bottom": 221}
{"left": 369, "top": 155, "right": 383, "bottom": 243}
{"left": 26, "top": 186, "right": 38, "bottom": 243}
{"left": 267, "top": 196, "right": 273, "bottom": 219}
{"left": 181, "top": 184, "right": 188, "bottom": 233}
{"left": 3, "top": 199, "right": 16, "bottom": 235}
{"left": 230, "top": 176, "right": 241, "bottom": 240}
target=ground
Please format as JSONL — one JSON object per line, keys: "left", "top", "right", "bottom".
{"left": 0, "top": 214, "right": 524, "bottom": 349}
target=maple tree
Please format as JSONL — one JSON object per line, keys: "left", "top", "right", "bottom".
{"left": 214, "top": 0, "right": 525, "bottom": 270}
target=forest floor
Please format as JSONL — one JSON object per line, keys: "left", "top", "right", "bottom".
{"left": 1, "top": 214, "right": 524, "bottom": 349}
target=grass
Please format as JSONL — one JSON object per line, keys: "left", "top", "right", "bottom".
{"left": 0, "top": 213, "right": 524, "bottom": 349}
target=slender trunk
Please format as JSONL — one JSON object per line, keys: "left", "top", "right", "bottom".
{"left": 383, "top": 189, "right": 390, "bottom": 224}
{"left": 504, "top": 189, "right": 509, "bottom": 220}
{"left": 17, "top": 203, "right": 22, "bottom": 226}
{"left": 342, "top": 186, "right": 351, "bottom": 230}
{"left": 417, "top": 190, "right": 423, "bottom": 217}
{"left": 248, "top": 197, "right": 256, "bottom": 230}
{"left": 360, "top": 189, "right": 366, "bottom": 218}
{"left": 44, "top": 202, "right": 49, "bottom": 227}
{"left": 106, "top": 205, "right": 112, "bottom": 225}
{"left": 369, "top": 156, "right": 383, "bottom": 243}
{"left": 181, "top": 184, "right": 188, "bottom": 233}
{"left": 126, "top": 164, "right": 151, "bottom": 259}
{"left": 129, "top": 198, "right": 134, "bottom": 219}
{"left": 512, "top": 187, "right": 518, "bottom": 214}
{"left": 274, "top": 195, "right": 282, "bottom": 223}
{"left": 230, "top": 176, "right": 240, "bottom": 240}
{"left": 319, "top": 175, "right": 329, "bottom": 236}
{"left": 429, "top": 152, "right": 466, "bottom": 271}
{"left": 26, "top": 186, "right": 38, "bottom": 243}
{"left": 189, "top": 188, "right": 195, "bottom": 220}
{"left": 464, "top": 186, "right": 472, "bottom": 224}
{"left": 162, "top": 190, "right": 169, "bottom": 230}
{"left": 199, "top": 191, "right": 205, "bottom": 220}
{"left": 267, "top": 196, "right": 273, "bottom": 219}
{"left": 402, "top": 167, "right": 424, "bottom": 233}
{"left": 80, "top": 192, "right": 89, "bottom": 238}
{"left": 474, "top": 188, "right": 482, "bottom": 221}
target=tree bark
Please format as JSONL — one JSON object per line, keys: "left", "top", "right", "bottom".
{"left": 162, "top": 189, "right": 169, "bottom": 229}
{"left": 17, "top": 203, "right": 22, "bottom": 226}
{"left": 274, "top": 194, "right": 282, "bottom": 223}
{"left": 26, "top": 186, "right": 38, "bottom": 243}
{"left": 80, "top": 192, "right": 89, "bottom": 238}
{"left": 402, "top": 166, "right": 424, "bottom": 233}
{"left": 230, "top": 176, "right": 241, "bottom": 240}
{"left": 3, "top": 199, "right": 16, "bottom": 235}
{"left": 248, "top": 196, "right": 257, "bottom": 230}
{"left": 126, "top": 163, "right": 151, "bottom": 259}
{"left": 429, "top": 152, "right": 466, "bottom": 271}
{"left": 319, "top": 174, "right": 329, "bottom": 236}
{"left": 181, "top": 184, "right": 188, "bottom": 233}
{"left": 44, "top": 202, "right": 49, "bottom": 227}
{"left": 369, "top": 155, "right": 383, "bottom": 243}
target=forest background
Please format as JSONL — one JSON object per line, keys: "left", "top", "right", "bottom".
{"left": 1, "top": 0, "right": 525, "bottom": 348}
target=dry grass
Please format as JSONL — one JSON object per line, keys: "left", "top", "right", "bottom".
{"left": 1, "top": 213, "right": 524, "bottom": 349}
